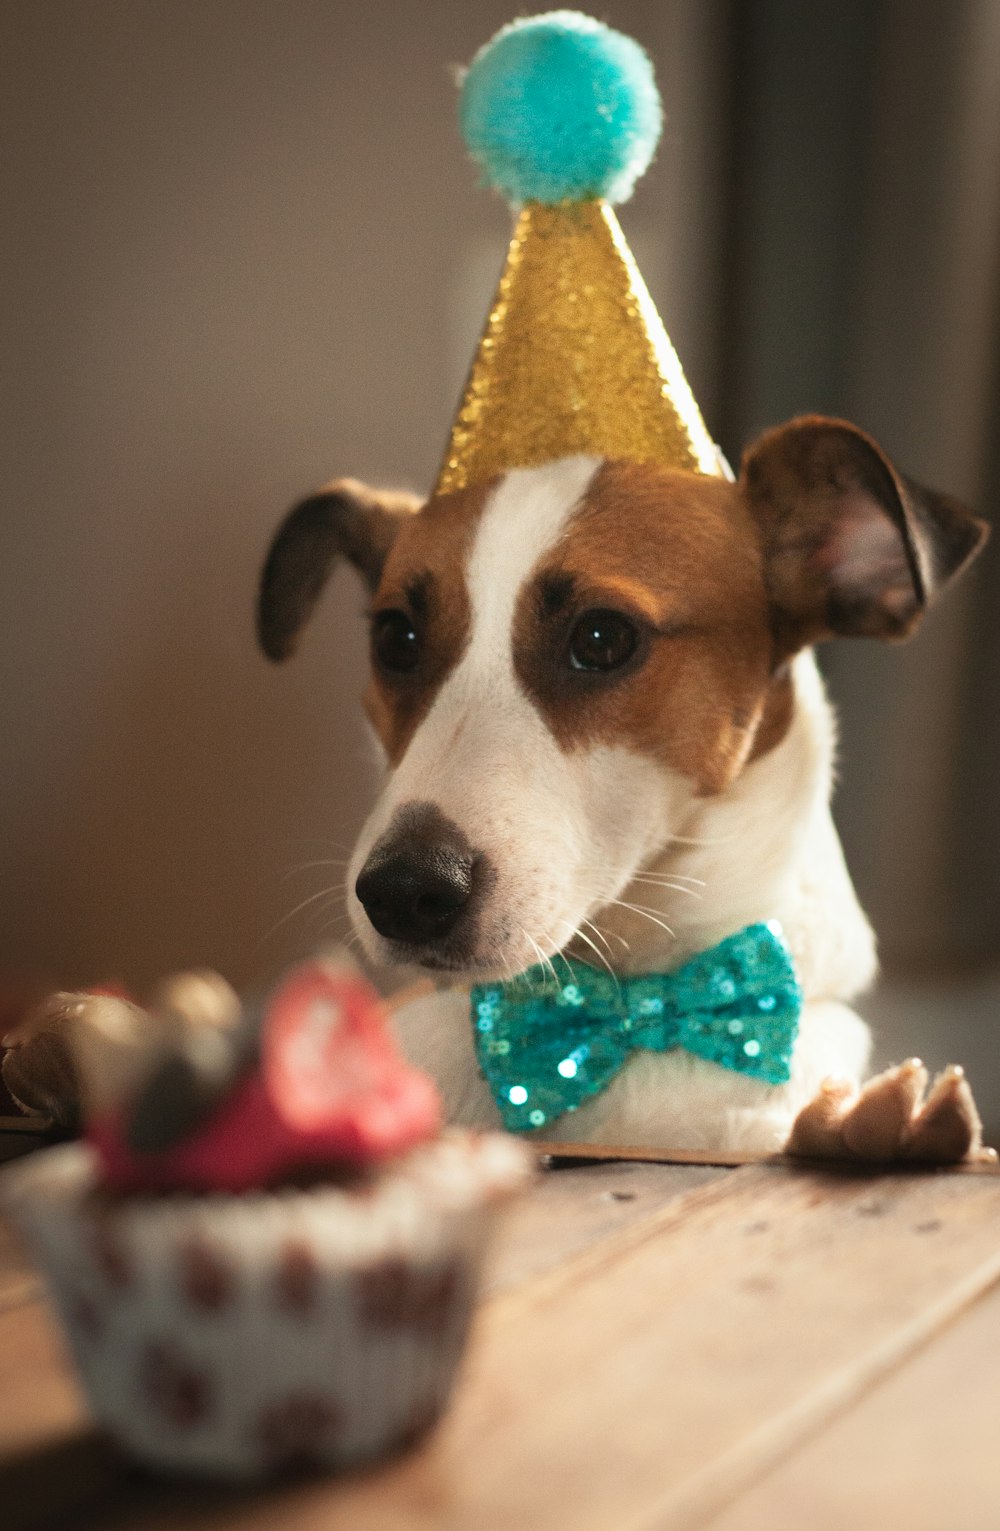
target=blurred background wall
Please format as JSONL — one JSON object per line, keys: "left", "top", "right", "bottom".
{"left": 2, "top": 2, "right": 999, "bottom": 1117}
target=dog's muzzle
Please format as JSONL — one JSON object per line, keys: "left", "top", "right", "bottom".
{"left": 355, "top": 803, "right": 491, "bottom": 957}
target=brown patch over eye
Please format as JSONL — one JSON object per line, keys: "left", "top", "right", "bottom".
{"left": 364, "top": 481, "right": 492, "bottom": 763}
{"left": 513, "top": 459, "right": 789, "bottom": 794}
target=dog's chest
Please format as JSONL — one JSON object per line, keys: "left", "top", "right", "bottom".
{"left": 389, "top": 972, "right": 871, "bottom": 1154}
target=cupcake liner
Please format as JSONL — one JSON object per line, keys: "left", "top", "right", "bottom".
{"left": 2, "top": 1131, "right": 531, "bottom": 1479}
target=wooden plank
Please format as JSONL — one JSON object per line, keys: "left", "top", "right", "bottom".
{"left": 486, "top": 1160, "right": 725, "bottom": 1292}
{"left": 0, "top": 1136, "right": 49, "bottom": 1313}
{"left": 0, "top": 1159, "right": 723, "bottom": 1318}
{"left": 707, "top": 1278, "right": 1000, "bottom": 1531}
{"left": 0, "top": 1297, "right": 88, "bottom": 1456}
{"left": 0, "top": 1289, "right": 115, "bottom": 1531}
{"left": 348, "top": 1166, "right": 1000, "bottom": 1531}
{"left": 4, "top": 1163, "right": 1000, "bottom": 1530}
{"left": 0, "top": 1162, "right": 726, "bottom": 1529}
{"left": 0, "top": 1211, "right": 38, "bottom": 1314}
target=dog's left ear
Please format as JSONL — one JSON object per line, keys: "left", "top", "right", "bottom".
{"left": 741, "top": 416, "right": 989, "bottom": 652}
{"left": 258, "top": 479, "right": 421, "bottom": 661}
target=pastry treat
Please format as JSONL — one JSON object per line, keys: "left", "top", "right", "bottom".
{"left": 2, "top": 960, "right": 531, "bottom": 1479}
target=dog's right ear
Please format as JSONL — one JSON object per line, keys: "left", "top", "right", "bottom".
{"left": 740, "top": 417, "right": 988, "bottom": 654}
{"left": 257, "top": 479, "right": 421, "bottom": 661}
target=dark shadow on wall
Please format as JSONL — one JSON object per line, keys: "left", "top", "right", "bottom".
{"left": 1, "top": 466, "right": 382, "bottom": 994}
{"left": 715, "top": 0, "right": 1000, "bottom": 973}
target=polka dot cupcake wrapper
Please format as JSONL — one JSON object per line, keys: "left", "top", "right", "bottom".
{"left": 2, "top": 1136, "right": 531, "bottom": 1479}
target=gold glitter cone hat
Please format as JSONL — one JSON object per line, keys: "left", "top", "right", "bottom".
{"left": 436, "top": 11, "right": 725, "bottom": 496}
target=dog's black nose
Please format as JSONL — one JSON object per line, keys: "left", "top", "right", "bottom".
{"left": 355, "top": 806, "right": 480, "bottom": 947}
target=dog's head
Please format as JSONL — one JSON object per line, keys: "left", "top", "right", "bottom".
{"left": 259, "top": 418, "right": 986, "bottom": 979}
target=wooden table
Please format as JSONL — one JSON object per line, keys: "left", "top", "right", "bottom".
{"left": 3, "top": 1129, "right": 1000, "bottom": 1531}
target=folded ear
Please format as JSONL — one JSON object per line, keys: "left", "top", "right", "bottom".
{"left": 257, "top": 479, "right": 421, "bottom": 661}
{"left": 740, "top": 416, "right": 988, "bottom": 652}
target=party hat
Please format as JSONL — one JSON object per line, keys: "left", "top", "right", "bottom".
{"left": 435, "top": 11, "right": 725, "bottom": 497}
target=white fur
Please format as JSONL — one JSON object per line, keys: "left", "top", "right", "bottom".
{"left": 351, "top": 459, "right": 878, "bottom": 1152}
{"left": 348, "top": 457, "right": 690, "bottom": 977}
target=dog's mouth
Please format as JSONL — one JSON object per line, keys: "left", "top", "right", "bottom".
{"left": 376, "top": 940, "right": 499, "bottom": 977}
{"left": 350, "top": 875, "right": 623, "bottom": 985}
{"left": 348, "top": 800, "right": 657, "bottom": 984}
{"left": 356, "top": 915, "right": 526, "bottom": 982}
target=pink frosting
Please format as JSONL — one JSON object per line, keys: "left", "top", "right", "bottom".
{"left": 88, "top": 963, "right": 443, "bottom": 1193}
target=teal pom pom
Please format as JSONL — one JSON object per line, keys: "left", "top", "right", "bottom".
{"left": 459, "top": 11, "right": 662, "bottom": 206}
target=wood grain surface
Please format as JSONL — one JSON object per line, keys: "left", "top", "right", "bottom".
{"left": 2, "top": 1157, "right": 999, "bottom": 1531}
{"left": 708, "top": 1278, "right": 1000, "bottom": 1531}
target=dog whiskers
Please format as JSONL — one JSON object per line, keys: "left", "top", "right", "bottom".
{"left": 581, "top": 918, "right": 616, "bottom": 957}
{"left": 541, "top": 936, "right": 578, "bottom": 986}
{"left": 626, "top": 877, "right": 703, "bottom": 901}
{"left": 262, "top": 883, "right": 346, "bottom": 943}
{"left": 279, "top": 836, "right": 355, "bottom": 856}
{"left": 522, "top": 930, "right": 559, "bottom": 988}
{"left": 565, "top": 921, "right": 621, "bottom": 989}
{"left": 577, "top": 866, "right": 704, "bottom": 886}
{"left": 628, "top": 872, "right": 705, "bottom": 888}
{"left": 314, "top": 912, "right": 353, "bottom": 945}
{"left": 281, "top": 857, "right": 352, "bottom": 880}
{"left": 585, "top": 918, "right": 630, "bottom": 953}
{"left": 576, "top": 866, "right": 707, "bottom": 909}
{"left": 309, "top": 903, "right": 351, "bottom": 941}
{"left": 605, "top": 900, "right": 677, "bottom": 941}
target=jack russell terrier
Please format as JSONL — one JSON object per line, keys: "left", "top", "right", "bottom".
{"left": 254, "top": 416, "right": 990, "bottom": 1162}
{"left": 3, "top": 417, "right": 990, "bottom": 1162}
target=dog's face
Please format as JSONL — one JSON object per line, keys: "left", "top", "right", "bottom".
{"left": 259, "top": 418, "right": 986, "bottom": 979}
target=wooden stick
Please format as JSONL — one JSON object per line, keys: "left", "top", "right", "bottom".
{"left": 0, "top": 1114, "right": 55, "bottom": 1135}
{"left": 531, "top": 1140, "right": 774, "bottom": 1167}
{"left": 532, "top": 1139, "right": 1000, "bottom": 1173}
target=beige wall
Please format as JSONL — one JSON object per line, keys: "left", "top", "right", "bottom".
{"left": 0, "top": 1, "right": 728, "bottom": 994}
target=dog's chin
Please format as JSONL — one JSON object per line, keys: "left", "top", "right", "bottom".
{"left": 350, "top": 920, "right": 541, "bottom": 985}
{"left": 349, "top": 889, "right": 635, "bottom": 985}
{"left": 363, "top": 940, "right": 528, "bottom": 984}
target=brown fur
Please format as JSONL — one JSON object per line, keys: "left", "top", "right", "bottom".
{"left": 259, "top": 417, "right": 987, "bottom": 799}
{"left": 512, "top": 460, "right": 786, "bottom": 794}
{"left": 741, "top": 417, "right": 988, "bottom": 649}
{"left": 365, "top": 481, "right": 490, "bottom": 763}
{"left": 258, "top": 479, "right": 422, "bottom": 661}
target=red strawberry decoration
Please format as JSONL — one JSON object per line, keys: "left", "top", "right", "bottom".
{"left": 89, "top": 962, "right": 442, "bottom": 1192}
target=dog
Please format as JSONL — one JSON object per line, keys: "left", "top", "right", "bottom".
{"left": 254, "top": 416, "right": 990, "bottom": 1160}
{"left": 4, "top": 416, "right": 989, "bottom": 1159}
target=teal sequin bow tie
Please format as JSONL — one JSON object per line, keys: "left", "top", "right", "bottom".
{"left": 471, "top": 922, "right": 801, "bottom": 1133}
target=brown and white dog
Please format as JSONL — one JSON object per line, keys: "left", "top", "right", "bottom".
{"left": 3, "top": 417, "right": 988, "bottom": 1157}
{"left": 257, "top": 417, "right": 990, "bottom": 1160}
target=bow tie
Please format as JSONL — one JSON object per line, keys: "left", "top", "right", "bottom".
{"left": 471, "top": 922, "right": 801, "bottom": 1133}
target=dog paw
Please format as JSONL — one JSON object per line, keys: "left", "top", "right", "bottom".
{"left": 2, "top": 992, "right": 98, "bottom": 1127}
{"left": 786, "top": 1059, "right": 996, "bottom": 1167}
{"left": 1, "top": 972, "right": 240, "bottom": 1130}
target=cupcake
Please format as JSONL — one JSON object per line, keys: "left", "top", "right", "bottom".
{"left": 2, "top": 960, "right": 531, "bottom": 1479}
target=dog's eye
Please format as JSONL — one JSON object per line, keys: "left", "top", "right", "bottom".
{"left": 568, "top": 609, "right": 639, "bottom": 672}
{"left": 372, "top": 610, "right": 420, "bottom": 673}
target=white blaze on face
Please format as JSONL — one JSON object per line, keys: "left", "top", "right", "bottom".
{"left": 349, "top": 456, "right": 691, "bottom": 976}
